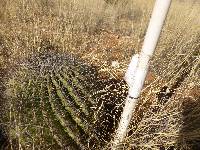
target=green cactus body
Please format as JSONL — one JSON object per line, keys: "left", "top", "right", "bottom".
{"left": 6, "top": 47, "right": 128, "bottom": 149}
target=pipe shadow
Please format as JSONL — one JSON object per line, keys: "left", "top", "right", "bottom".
{"left": 177, "top": 92, "right": 200, "bottom": 150}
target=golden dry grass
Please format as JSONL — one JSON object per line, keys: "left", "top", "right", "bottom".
{"left": 0, "top": 0, "right": 199, "bottom": 149}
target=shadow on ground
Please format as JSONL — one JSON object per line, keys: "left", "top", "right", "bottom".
{"left": 177, "top": 93, "right": 200, "bottom": 150}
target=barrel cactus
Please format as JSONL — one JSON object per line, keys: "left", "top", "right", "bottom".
{"left": 6, "top": 43, "right": 128, "bottom": 149}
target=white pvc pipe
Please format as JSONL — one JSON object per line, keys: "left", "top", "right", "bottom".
{"left": 112, "top": 0, "right": 172, "bottom": 149}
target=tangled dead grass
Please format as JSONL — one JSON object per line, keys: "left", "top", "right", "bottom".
{"left": 0, "top": 0, "right": 199, "bottom": 149}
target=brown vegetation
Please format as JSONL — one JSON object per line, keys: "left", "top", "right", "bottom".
{"left": 0, "top": 0, "right": 199, "bottom": 149}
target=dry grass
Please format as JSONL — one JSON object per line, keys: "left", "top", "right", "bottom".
{"left": 0, "top": 0, "right": 199, "bottom": 149}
